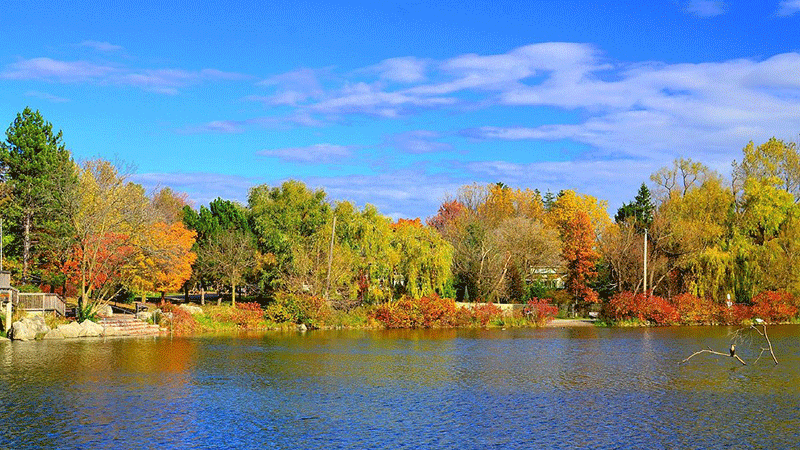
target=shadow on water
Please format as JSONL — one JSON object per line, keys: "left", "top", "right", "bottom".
{"left": 2, "top": 325, "right": 799, "bottom": 449}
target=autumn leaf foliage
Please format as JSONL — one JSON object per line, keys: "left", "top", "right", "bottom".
{"left": 562, "top": 211, "right": 600, "bottom": 304}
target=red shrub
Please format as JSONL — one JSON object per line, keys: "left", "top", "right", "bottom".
{"left": 751, "top": 291, "right": 798, "bottom": 323}
{"left": 607, "top": 291, "right": 678, "bottom": 325}
{"left": 371, "top": 296, "right": 505, "bottom": 328}
{"left": 647, "top": 295, "right": 679, "bottom": 325}
{"left": 718, "top": 303, "right": 753, "bottom": 325}
{"left": 522, "top": 298, "right": 558, "bottom": 326}
{"left": 160, "top": 303, "right": 200, "bottom": 334}
{"left": 232, "top": 302, "right": 265, "bottom": 328}
{"left": 672, "top": 293, "right": 720, "bottom": 325}
{"left": 472, "top": 302, "right": 504, "bottom": 326}
{"left": 372, "top": 298, "right": 422, "bottom": 328}
{"left": 418, "top": 295, "right": 458, "bottom": 327}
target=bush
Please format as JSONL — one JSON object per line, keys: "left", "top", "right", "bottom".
{"left": 231, "top": 302, "right": 265, "bottom": 328}
{"left": 471, "top": 302, "right": 504, "bottom": 327}
{"left": 672, "top": 293, "right": 719, "bottom": 325}
{"left": 160, "top": 303, "right": 200, "bottom": 334}
{"left": 522, "top": 298, "right": 558, "bottom": 326}
{"left": 718, "top": 303, "right": 753, "bottom": 326}
{"left": 265, "top": 292, "right": 331, "bottom": 327}
{"left": 751, "top": 290, "right": 798, "bottom": 323}
{"left": 371, "top": 295, "right": 510, "bottom": 329}
{"left": 606, "top": 291, "right": 678, "bottom": 325}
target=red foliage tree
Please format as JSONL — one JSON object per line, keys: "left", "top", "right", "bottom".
{"left": 562, "top": 211, "right": 600, "bottom": 307}
{"left": 427, "top": 200, "right": 465, "bottom": 234}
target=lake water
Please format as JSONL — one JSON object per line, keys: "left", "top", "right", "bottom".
{"left": 2, "top": 325, "right": 799, "bottom": 449}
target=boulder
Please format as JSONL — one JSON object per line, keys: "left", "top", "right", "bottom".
{"left": 136, "top": 311, "right": 153, "bottom": 321}
{"left": 179, "top": 304, "right": 203, "bottom": 315}
{"left": 43, "top": 328, "right": 65, "bottom": 340}
{"left": 9, "top": 321, "right": 36, "bottom": 341}
{"left": 57, "top": 322, "right": 83, "bottom": 339}
{"left": 297, "top": 323, "right": 308, "bottom": 332}
{"left": 80, "top": 320, "right": 104, "bottom": 337}
{"left": 22, "top": 316, "right": 50, "bottom": 335}
{"left": 96, "top": 305, "right": 114, "bottom": 317}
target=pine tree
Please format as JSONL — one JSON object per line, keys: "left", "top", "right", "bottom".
{"left": 0, "top": 108, "right": 75, "bottom": 282}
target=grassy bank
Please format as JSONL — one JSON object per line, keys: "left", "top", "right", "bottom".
{"left": 152, "top": 294, "right": 559, "bottom": 334}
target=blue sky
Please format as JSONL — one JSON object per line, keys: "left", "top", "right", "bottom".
{"left": 2, "top": 0, "right": 800, "bottom": 219}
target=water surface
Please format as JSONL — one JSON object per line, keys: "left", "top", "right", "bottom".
{"left": 2, "top": 325, "right": 798, "bottom": 449}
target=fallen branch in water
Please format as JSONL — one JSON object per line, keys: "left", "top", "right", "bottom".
{"left": 748, "top": 324, "right": 778, "bottom": 365}
{"left": 680, "top": 323, "right": 778, "bottom": 366}
{"left": 680, "top": 346, "right": 746, "bottom": 365}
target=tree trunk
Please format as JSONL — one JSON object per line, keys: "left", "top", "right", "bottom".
{"left": 22, "top": 212, "right": 31, "bottom": 282}
{"left": 231, "top": 281, "right": 236, "bottom": 308}
{"left": 200, "top": 286, "right": 205, "bottom": 306}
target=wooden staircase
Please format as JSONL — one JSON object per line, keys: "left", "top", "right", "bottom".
{"left": 99, "top": 314, "right": 164, "bottom": 336}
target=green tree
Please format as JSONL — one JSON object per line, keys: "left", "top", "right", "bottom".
{"left": 183, "top": 198, "right": 251, "bottom": 304}
{"left": 615, "top": 183, "right": 654, "bottom": 229}
{"left": 198, "top": 229, "right": 258, "bottom": 307}
{"left": 0, "top": 107, "right": 75, "bottom": 282}
{"left": 248, "top": 180, "right": 331, "bottom": 291}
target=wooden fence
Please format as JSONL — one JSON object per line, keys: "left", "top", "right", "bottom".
{"left": 17, "top": 293, "right": 67, "bottom": 317}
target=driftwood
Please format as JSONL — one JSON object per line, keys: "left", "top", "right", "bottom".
{"left": 680, "top": 346, "right": 746, "bottom": 365}
{"left": 680, "top": 323, "right": 778, "bottom": 366}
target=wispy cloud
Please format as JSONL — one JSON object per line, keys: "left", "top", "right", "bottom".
{"left": 178, "top": 113, "right": 324, "bottom": 134}
{"left": 777, "top": 0, "right": 800, "bottom": 16}
{"left": 684, "top": 0, "right": 726, "bottom": 17}
{"left": 78, "top": 40, "right": 124, "bottom": 52}
{"left": 24, "top": 90, "right": 70, "bottom": 103}
{"left": 387, "top": 130, "right": 452, "bottom": 154}
{"left": 0, "top": 58, "right": 118, "bottom": 82}
{"left": 306, "top": 168, "right": 466, "bottom": 219}
{"left": 463, "top": 51, "right": 800, "bottom": 161}
{"left": 370, "top": 57, "right": 429, "bottom": 83}
{"left": 131, "top": 172, "right": 256, "bottom": 207}
{"left": 258, "top": 143, "right": 353, "bottom": 163}
{"left": 0, "top": 57, "right": 249, "bottom": 94}
{"left": 256, "top": 68, "right": 325, "bottom": 105}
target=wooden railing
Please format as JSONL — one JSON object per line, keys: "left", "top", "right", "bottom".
{"left": 17, "top": 293, "right": 67, "bottom": 317}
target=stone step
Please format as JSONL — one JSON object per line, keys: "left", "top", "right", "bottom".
{"left": 98, "top": 314, "right": 163, "bottom": 336}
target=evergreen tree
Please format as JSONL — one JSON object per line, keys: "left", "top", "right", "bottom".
{"left": 615, "top": 183, "right": 654, "bottom": 230}
{"left": 0, "top": 108, "right": 75, "bottom": 282}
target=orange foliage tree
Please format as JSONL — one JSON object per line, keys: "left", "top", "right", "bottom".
{"left": 62, "top": 232, "right": 138, "bottom": 303}
{"left": 562, "top": 211, "right": 600, "bottom": 311}
{"left": 129, "top": 222, "right": 197, "bottom": 302}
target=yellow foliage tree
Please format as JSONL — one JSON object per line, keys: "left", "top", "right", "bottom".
{"left": 129, "top": 222, "right": 197, "bottom": 302}
{"left": 547, "top": 189, "right": 611, "bottom": 236}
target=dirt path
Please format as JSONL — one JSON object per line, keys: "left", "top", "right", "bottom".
{"left": 546, "top": 318, "right": 597, "bottom": 327}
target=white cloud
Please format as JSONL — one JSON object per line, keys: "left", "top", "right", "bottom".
{"left": 131, "top": 172, "right": 255, "bottom": 207}
{"left": 777, "top": 0, "right": 800, "bottom": 16}
{"left": 311, "top": 81, "right": 456, "bottom": 117}
{"left": 388, "top": 130, "right": 452, "bottom": 154}
{"left": 305, "top": 168, "right": 466, "bottom": 219}
{"left": 79, "top": 40, "right": 124, "bottom": 52}
{"left": 258, "top": 143, "right": 352, "bottom": 163}
{"left": 371, "top": 57, "right": 429, "bottom": 83}
{"left": 685, "top": 1, "right": 726, "bottom": 17}
{"left": 0, "top": 58, "right": 118, "bottom": 82}
{"left": 463, "top": 51, "right": 800, "bottom": 163}
{"left": 24, "top": 90, "right": 70, "bottom": 103}
{"left": 257, "top": 68, "right": 325, "bottom": 105}
{"left": 0, "top": 57, "right": 249, "bottom": 94}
